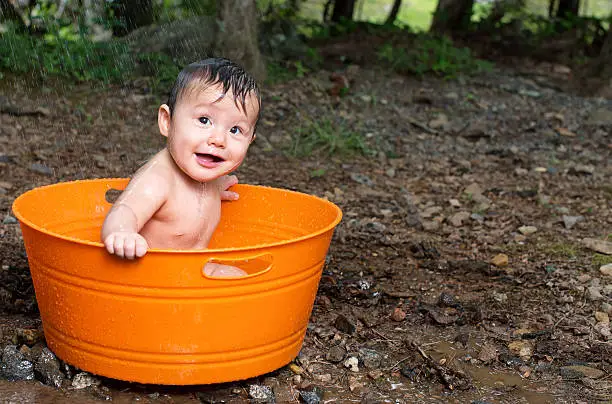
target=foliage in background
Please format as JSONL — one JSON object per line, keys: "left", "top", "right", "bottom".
{"left": 0, "top": 25, "right": 179, "bottom": 86}
{"left": 377, "top": 35, "right": 493, "bottom": 78}
{"left": 288, "top": 117, "right": 371, "bottom": 157}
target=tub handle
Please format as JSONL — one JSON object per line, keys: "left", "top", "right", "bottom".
{"left": 202, "top": 253, "right": 273, "bottom": 280}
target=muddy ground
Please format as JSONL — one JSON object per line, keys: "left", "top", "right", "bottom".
{"left": 0, "top": 56, "right": 611, "bottom": 403}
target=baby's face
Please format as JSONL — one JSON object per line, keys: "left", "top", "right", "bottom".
{"left": 161, "top": 83, "right": 259, "bottom": 183}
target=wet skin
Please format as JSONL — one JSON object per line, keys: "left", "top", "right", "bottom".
{"left": 101, "top": 83, "right": 259, "bottom": 277}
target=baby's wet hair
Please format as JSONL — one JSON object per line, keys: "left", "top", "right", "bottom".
{"left": 167, "top": 58, "right": 261, "bottom": 128}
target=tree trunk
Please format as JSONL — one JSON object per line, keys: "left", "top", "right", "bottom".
{"left": 591, "top": 29, "right": 612, "bottom": 78}
{"left": 214, "top": 0, "right": 266, "bottom": 82}
{"left": 331, "top": 0, "right": 356, "bottom": 23}
{"left": 430, "top": 0, "right": 475, "bottom": 35}
{"left": 556, "top": 0, "right": 580, "bottom": 19}
{"left": 385, "top": 0, "right": 402, "bottom": 25}
{"left": 112, "top": 0, "right": 153, "bottom": 37}
{"left": 0, "top": 0, "right": 26, "bottom": 30}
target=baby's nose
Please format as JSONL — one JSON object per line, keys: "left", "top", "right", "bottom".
{"left": 207, "top": 130, "right": 226, "bottom": 147}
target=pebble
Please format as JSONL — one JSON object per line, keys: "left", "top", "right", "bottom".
{"left": 34, "top": 347, "right": 64, "bottom": 388}
{"left": 326, "top": 345, "right": 346, "bottom": 363}
{"left": 0, "top": 345, "right": 34, "bottom": 381}
{"left": 594, "top": 323, "right": 611, "bottom": 340}
{"left": 334, "top": 315, "right": 356, "bottom": 334}
{"left": 587, "top": 286, "right": 604, "bottom": 301}
{"left": 390, "top": 307, "right": 406, "bottom": 322}
{"left": 71, "top": 372, "right": 99, "bottom": 389}
{"left": 350, "top": 173, "right": 373, "bottom": 186}
{"left": 358, "top": 348, "right": 382, "bottom": 370}
{"left": 601, "top": 302, "right": 612, "bottom": 314}
{"left": 508, "top": 341, "right": 533, "bottom": 360}
{"left": 560, "top": 365, "right": 604, "bottom": 379}
{"left": 248, "top": 385, "right": 275, "bottom": 402}
{"left": 599, "top": 263, "right": 612, "bottom": 277}
{"left": 595, "top": 312, "right": 610, "bottom": 324}
{"left": 299, "top": 387, "right": 323, "bottom": 404}
{"left": 29, "top": 163, "right": 53, "bottom": 176}
{"left": 518, "top": 225, "right": 537, "bottom": 235}
{"left": 491, "top": 253, "right": 509, "bottom": 267}
{"left": 2, "top": 215, "right": 17, "bottom": 224}
{"left": 562, "top": 215, "right": 584, "bottom": 229}
{"left": 582, "top": 238, "right": 612, "bottom": 255}
{"left": 344, "top": 356, "right": 359, "bottom": 372}
{"left": 449, "top": 211, "right": 470, "bottom": 227}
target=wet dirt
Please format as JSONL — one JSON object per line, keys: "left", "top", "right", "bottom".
{"left": 1, "top": 56, "right": 611, "bottom": 403}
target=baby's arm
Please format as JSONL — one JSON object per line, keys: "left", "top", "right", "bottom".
{"left": 101, "top": 172, "right": 170, "bottom": 259}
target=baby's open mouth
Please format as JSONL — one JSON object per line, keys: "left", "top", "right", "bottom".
{"left": 195, "top": 153, "right": 225, "bottom": 163}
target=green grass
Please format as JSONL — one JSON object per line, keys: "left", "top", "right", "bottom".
{"left": 288, "top": 117, "right": 371, "bottom": 157}
{"left": 545, "top": 243, "right": 579, "bottom": 258}
{"left": 593, "top": 253, "right": 612, "bottom": 267}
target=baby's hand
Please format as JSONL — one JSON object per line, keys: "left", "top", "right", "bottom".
{"left": 104, "top": 232, "right": 148, "bottom": 260}
{"left": 218, "top": 175, "right": 239, "bottom": 201}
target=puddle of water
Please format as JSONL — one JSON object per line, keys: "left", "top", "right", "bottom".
{"left": 429, "top": 341, "right": 555, "bottom": 404}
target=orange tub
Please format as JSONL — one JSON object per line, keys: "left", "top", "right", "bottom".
{"left": 12, "top": 179, "right": 342, "bottom": 385}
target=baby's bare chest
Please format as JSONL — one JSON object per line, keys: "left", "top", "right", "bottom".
{"left": 142, "top": 191, "right": 222, "bottom": 249}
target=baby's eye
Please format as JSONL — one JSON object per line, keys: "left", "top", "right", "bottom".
{"left": 230, "top": 126, "right": 243, "bottom": 136}
{"left": 199, "top": 117, "right": 210, "bottom": 125}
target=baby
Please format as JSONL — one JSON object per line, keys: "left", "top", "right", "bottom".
{"left": 101, "top": 58, "right": 261, "bottom": 277}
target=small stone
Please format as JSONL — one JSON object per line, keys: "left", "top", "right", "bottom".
{"left": 299, "top": 387, "right": 323, "bottom": 404}
{"left": 562, "top": 215, "right": 584, "bottom": 229}
{"left": 16, "top": 328, "right": 44, "bottom": 346}
{"left": 358, "top": 348, "right": 382, "bottom": 370}
{"left": 248, "top": 385, "right": 275, "bottom": 403}
{"left": 560, "top": 365, "right": 605, "bottom": 379}
{"left": 595, "top": 312, "right": 610, "bottom": 324}
{"left": 508, "top": 341, "right": 533, "bottom": 360}
{"left": 0, "top": 345, "right": 34, "bottom": 381}
{"left": 577, "top": 274, "right": 591, "bottom": 283}
{"left": 449, "top": 199, "right": 461, "bottom": 208}
{"left": 2, "top": 215, "right": 17, "bottom": 224}
{"left": 464, "top": 183, "right": 483, "bottom": 197}
{"left": 344, "top": 356, "right": 359, "bottom": 372}
{"left": 29, "top": 163, "right": 53, "bottom": 176}
{"left": 347, "top": 375, "right": 364, "bottom": 392}
{"left": 594, "top": 323, "right": 611, "bottom": 340}
{"left": 72, "top": 372, "right": 99, "bottom": 389}
{"left": 492, "top": 292, "right": 508, "bottom": 303}
{"left": 326, "top": 345, "right": 346, "bottom": 363}
{"left": 582, "top": 238, "right": 612, "bottom": 255}
{"left": 515, "top": 167, "right": 528, "bottom": 176}
{"left": 421, "top": 206, "right": 442, "bottom": 218}
{"left": 601, "top": 302, "right": 612, "bottom": 314}
{"left": 350, "top": 173, "right": 373, "bottom": 186}
{"left": 391, "top": 307, "right": 406, "bottom": 322}
{"left": 491, "top": 254, "right": 509, "bottom": 267}
{"left": 314, "top": 373, "right": 332, "bottom": 383}
{"left": 429, "top": 113, "right": 450, "bottom": 130}
{"left": 34, "top": 348, "right": 64, "bottom": 388}
{"left": 449, "top": 211, "right": 471, "bottom": 227}
{"left": 534, "top": 167, "right": 547, "bottom": 173}
{"left": 478, "top": 343, "right": 498, "bottom": 363}
{"left": 599, "top": 264, "right": 612, "bottom": 277}
{"left": 518, "top": 225, "right": 537, "bottom": 235}
{"left": 368, "top": 369, "right": 383, "bottom": 379}
{"left": 334, "top": 315, "right": 356, "bottom": 334}
{"left": 588, "top": 286, "right": 604, "bottom": 301}
{"left": 422, "top": 220, "right": 440, "bottom": 231}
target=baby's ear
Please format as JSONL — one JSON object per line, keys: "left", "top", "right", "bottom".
{"left": 158, "top": 104, "right": 171, "bottom": 137}
{"left": 250, "top": 133, "right": 256, "bottom": 144}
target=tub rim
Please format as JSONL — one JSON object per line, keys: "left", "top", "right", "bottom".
{"left": 12, "top": 178, "right": 343, "bottom": 254}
